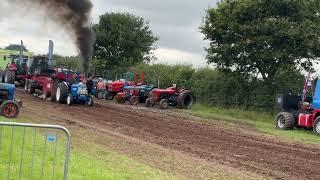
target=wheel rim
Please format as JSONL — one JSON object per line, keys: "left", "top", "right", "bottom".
{"left": 3, "top": 104, "right": 17, "bottom": 117}
{"left": 132, "top": 97, "right": 138, "bottom": 105}
{"left": 316, "top": 122, "right": 320, "bottom": 134}
{"left": 163, "top": 102, "right": 168, "bottom": 109}
{"left": 56, "top": 87, "right": 61, "bottom": 101}
{"left": 67, "top": 96, "right": 71, "bottom": 105}
{"left": 277, "top": 115, "right": 285, "bottom": 128}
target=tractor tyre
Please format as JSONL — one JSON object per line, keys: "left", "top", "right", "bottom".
{"left": 116, "top": 93, "right": 125, "bottom": 104}
{"left": 1, "top": 101, "right": 20, "bottom": 118}
{"left": 160, "top": 99, "right": 169, "bottom": 109}
{"left": 103, "top": 92, "right": 108, "bottom": 99}
{"left": 87, "top": 96, "right": 94, "bottom": 107}
{"left": 43, "top": 91, "right": 50, "bottom": 100}
{"left": 67, "top": 94, "right": 73, "bottom": 106}
{"left": 56, "top": 83, "right": 68, "bottom": 103}
{"left": 177, "top": 90, "right": 193, "bottom": 109}
{"left": 129, "top": 96, "right": 139, "bottom": 106}
{"left": 5, "top": 70, "right": 15, "bottom": 84}
{"left": 1, "top": 70, "right": 5, "bottom": 83}
{"left": 27, "top": 81, "right": 35, "bottom": 94}
{"left": 51, "top": 80, "right": 60, "bottom": 102}
{"left": 275, "top": 112, "right": 295, "bottom": 130}
{"left": 145, "top": 98, "right": 154, "bottom": 107}
{"left": 313, "top": 117, "right": 320, "bottom": 136}
{"left": 107, "top": 93, "right": 115, "bottom": 100}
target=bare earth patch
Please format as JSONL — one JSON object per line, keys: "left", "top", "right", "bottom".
{"left": 17, "top": 89, "right": 320, "bottom": 179}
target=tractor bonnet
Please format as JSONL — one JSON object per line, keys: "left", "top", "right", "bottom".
{"left": 0, "top": 83, "right": 15, "bottom": 91}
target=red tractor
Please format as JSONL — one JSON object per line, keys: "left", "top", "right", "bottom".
{"left": 2, "top": 40, "right": 29, "bottom": 85}
{"left": 145, "top": 84, "right": 193, "bottom": 109}
{"left": 24, "top": 55, "right": 78, "bottom": 102}
{"left": 276, "top": 73, "right": 320, "bottom": 135}
{"left": 24, "top": 40, "right": 80, "bottom": 103}
{"left": 106, "top": 73, "right": 144, "bottom": 100}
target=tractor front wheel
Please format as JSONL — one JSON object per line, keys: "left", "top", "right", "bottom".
{"left": 67, "top": 94, "right": 73, "bottom": 106}
{"left": 27, "top": 81, "right": 35, "bottom": 94}
{"left": 1, "top": 101, "right": 19, "bottom": 118}
{"left": 145, "top": 98, "right": 154, "bottom": 108}
{"left": 313, "top": 117, "right": 320, "bottom": 136}
{"left": 107, "top": 93, "right": 115, "bottom": 100}
{"left": 116, "top": 93, "right": 125, "bottom": 103}
{"left": 160, "top": 99, "right": 169, "bottom": 109}
{"left": 130, "top": 96, "right": 139, "bottom": 105}
{"left": 275, "top": 112, "right": 295, "bottom": 130}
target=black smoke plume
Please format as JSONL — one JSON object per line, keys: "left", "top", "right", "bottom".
{"left": 9, "top": 0, "right": 95, "bottom": 73}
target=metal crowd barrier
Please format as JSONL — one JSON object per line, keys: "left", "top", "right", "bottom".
{"left": 0, "top": 122, "right": 71, "bottom": 180}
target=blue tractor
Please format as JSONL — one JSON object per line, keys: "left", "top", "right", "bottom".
{"left": 116, "top": 85, "right": 155, "bottom": 105}
{"left": 66, "top": 83, "right": 93, "bottom": 107}
{"left": 0, "top": 83, "right": 22, "bottom": 118}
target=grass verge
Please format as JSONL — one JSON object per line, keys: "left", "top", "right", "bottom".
{"left": 0, "top": 117, "right": 176, "bottom": 180}
{"left": 188, "top": 104, "right": 320, "bottom": 145}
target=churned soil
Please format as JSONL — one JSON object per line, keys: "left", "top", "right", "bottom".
{"left": 16, "top": 89, "right": 320, "bottom": 179}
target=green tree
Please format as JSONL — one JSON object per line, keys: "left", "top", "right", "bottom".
{"left": 201, "top": 0, "right": 320, "bottom": 89}
{"left": 54, "top": 55, "right": 80, "bottom": 70}
{"left": 5, "top": 44, "right": 28, "bottom": 52}
{"left": 93, "top": 12, "right": 158, "bottom": 74}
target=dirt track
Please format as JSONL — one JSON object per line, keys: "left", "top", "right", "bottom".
{"left": 16, "top": 89, "right": 320, "bottom": 179}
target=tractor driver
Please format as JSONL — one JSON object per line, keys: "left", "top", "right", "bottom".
{"left": 86, "top": 77, "right": 94, "bottom": 95}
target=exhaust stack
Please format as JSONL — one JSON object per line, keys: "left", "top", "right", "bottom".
{"left": 48, "top": 40, "right": 54, "bottom": 66}
{"left": 19, "top": 40, "right": 23, "bottom": 65}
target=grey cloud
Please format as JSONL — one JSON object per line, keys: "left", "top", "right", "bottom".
{"left": 92, "top": 0, "right": 217, "bottom": 55}
{"left": 0, "top": 0, "right": 218, "bottom": 67}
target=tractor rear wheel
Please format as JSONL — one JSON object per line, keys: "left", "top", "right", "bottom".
{"left": 5, "top": 70, "right": 15, "bottom": 84}
{"left": 313, "top": 117, "right": 320, "bottom": 136}
{"left": 160, "top": 99, "right": 169, "bottom": 109}
{"left": 177, "top": 90, "right": 193, "bottom": 109}
{"left": 275, "top": 112, "right": 295, "bottom": 130}
{"left": 56, "top": 83, "right": 68, "bottom": 103}
{"left": 130, "top": 96, "right": 139, "bottom": 105}
{"left": 1, "top": 101, "right": 19, "bottom": 118}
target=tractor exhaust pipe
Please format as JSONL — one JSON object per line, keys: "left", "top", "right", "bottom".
{"left": 48, "top": 40, "right": 54, "bottom": 67}
{"left": 19, "top": 40, "right": 23, "bottom": 65}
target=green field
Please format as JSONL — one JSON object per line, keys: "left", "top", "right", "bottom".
{"left": 188, "top": 104, "right": 320, "bottom": 145}
{"left": 0, "top": 49, "right": 33, "bottom": 69}
{"left": 0, "top": 117, "right": 176, "bottom": 180}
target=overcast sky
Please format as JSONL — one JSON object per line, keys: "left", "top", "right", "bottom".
{"left": 0, "top": 0, "right": 217, "bottom": 67}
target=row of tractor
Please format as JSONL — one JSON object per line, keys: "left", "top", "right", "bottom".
{"left": 86, "top": 71, "right": 193, "bottom": 109}
{"left": 2, "top": 40, "right": 93, "bottom": 107}
{"left": 0, "top": 40, "right": 194, "bottom": 112}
